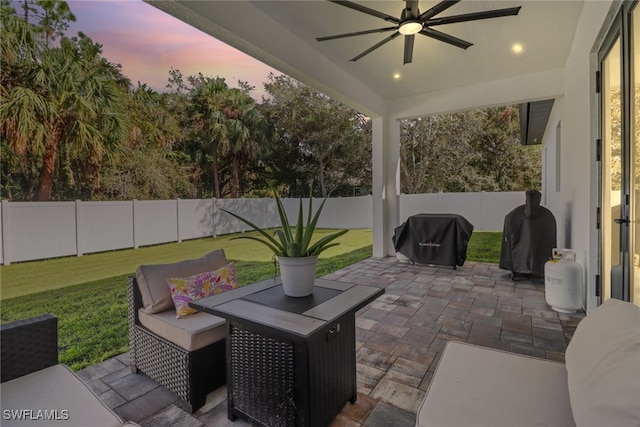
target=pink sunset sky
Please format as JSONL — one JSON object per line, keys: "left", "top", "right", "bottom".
{"left": 66, "top": 0, "right": 279, "bottom": 99}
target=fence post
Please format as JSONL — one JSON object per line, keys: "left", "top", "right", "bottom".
{"left": 480, "top": 191, "right": 487, "bottom": 231}
{"left": 75, "top": 200, "right": 84, "bottom": 257}
{"left": 212, "top": 197, "right": 217, "bottom": 238}
{"left": 176, "top": 198, "right": 182, "bottom": 243}
{"left": 132, "top": 199, "right": 139, "bottom": 249}
{"left": 1, "top": 200, "right": 10, "bottom": 265}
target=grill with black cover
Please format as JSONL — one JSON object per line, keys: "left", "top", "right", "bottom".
{"left": 393, "top": 213, "right": 474, "bottom": 269}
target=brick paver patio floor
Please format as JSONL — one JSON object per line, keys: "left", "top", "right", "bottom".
{"left": 77, "top": 257, "right": 585, "bottom": 426}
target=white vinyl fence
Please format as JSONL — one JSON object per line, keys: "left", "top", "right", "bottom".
{"left": 0, "top": 192, "right": 524, "bottom": 265}
{"left": 399, "top": 191, "right": 525, "bottom": 231}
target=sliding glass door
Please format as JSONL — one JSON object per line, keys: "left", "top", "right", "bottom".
{"left": 599, "top": 1, "right": 639, "bottom": 306}
{"left": 600, "top": 33, "right": 622, "bottom": 303}
{"left": 631, "top": 3, "right": 640, "bottom": 305}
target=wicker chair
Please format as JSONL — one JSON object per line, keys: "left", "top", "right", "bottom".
{"left": 1, "top": 313, "right": 58, "bottom": 383}
{"left": 127, "top": 276, "right": 226, "bottom": 413}
{"left": 1, "top": 314, "right": 138, "bottom": 426}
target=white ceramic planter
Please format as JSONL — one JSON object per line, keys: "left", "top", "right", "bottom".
{"left": 277, "top": 255, "right": 318, "bottom": 297}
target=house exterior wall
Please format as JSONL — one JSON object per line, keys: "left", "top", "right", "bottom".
{"left": 544, "top": 0, "right": 614, "bottom": 312}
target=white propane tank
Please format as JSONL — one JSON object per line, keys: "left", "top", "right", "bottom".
{"left": 544, "top": 248, "right": 584, "bottom": 313}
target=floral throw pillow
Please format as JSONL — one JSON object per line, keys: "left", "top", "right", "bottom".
{"left": 166, "top": 263, "right": 238, "bottom": 318}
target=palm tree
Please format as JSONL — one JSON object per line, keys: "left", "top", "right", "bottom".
{"left": 96, "top": 84, "right": 191, "bottom": 200}
{"left": 1, "top": 6, "right": 130, "bottom": 200}
{"left": 221, "top": 87, "right": 271, "bottom": 198}
{"left": 187, "top": 76, "right": 230, "bottom": 198}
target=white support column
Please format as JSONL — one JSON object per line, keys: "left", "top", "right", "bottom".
{"left": 372, "top": 116, "right": 401, "bottom": 258}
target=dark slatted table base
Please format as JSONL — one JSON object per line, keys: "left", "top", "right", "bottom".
{"left": 230, "top": 326, "right": 296, "bottom": 427}
{"left": 308, "top": 319, "right": 356, "bottom": 427}
{"left": 228, "top": 317, "right": 356, "bottom": 427}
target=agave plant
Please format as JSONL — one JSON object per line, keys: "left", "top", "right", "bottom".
{"left": 222, "top": 191, "right": 348, "bottom": 257}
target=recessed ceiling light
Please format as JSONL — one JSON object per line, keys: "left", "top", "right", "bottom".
{"left": 393, "top": 73, "right": 401, "bottom": 80}
{"left": 512, "top": 43, "right": 524, "bottom": 54}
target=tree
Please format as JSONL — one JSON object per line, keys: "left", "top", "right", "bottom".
{"left": 18, "top": 0, "right": 77, "bottom": 46}
{"left": 1, "top": 4, "right": 130, "bottom": 200}
{"left": 174, "top": 74, "right": 272, "bottom": 198}
{"left": 184, "top": 75, "right": 232, "bottom": 198}
{"left": 220, "top": 84, "right": 271, "bottom": 198}
{"left": 261, "top": 74, "right": 371, "bottom": 197}
{"left": 400, "top": 105, "right": 541, "bottom": 194}
{"left": 96, "top": 84, "right": 194, "bottom": 200}
{"left": 401, "top": 113, "right": 485, "bottom": 193}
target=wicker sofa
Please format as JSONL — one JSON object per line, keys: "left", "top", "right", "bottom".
{"left": 128, "top": 249, "right": 230, "bottom": 413}
{"left": 0, "top": 313, "right": 139, "bottom": 427}
{"left": 415, "top": 298, "right": 640, "bottom": 426}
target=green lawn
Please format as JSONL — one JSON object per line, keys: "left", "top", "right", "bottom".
{"left": 0, "top": 229, "right": 501, "bottom": 370}
{"left": 0, "top": 229, "right": 373, "bottom": 300}
{"left": 466, "top": 231, "right": 503, "bottom": 263}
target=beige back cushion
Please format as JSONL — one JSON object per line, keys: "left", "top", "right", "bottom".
{"left": 564, "top": 298, "right": 640, "bottom": 427}
{"left": 136, "top": 249, "right": 228, "bottom": 313}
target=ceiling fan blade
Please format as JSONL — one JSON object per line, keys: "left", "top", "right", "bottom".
{"left": 419, "top": 27, "right": 472, "bottom": 49}
{"left": 403, "top": 35, "right": 415, "bottom": 64}
{"left": 419, "top": 0, "right": 461, "bottom": 21}
{"left": 426, "top": 7, "right": 522, "bottom": 26}
{"left": 329, "top": 0, "right": 399, "bottom": 24}
{"left": 351, "top": 31, "right": 401, "bottom": 62}
{"left": 317, "top": 26, "right": 397, "bottom": 42}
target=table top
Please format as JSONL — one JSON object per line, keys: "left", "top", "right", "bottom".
{"left": 190, "top": 278, "right": 384, "bottom": 338}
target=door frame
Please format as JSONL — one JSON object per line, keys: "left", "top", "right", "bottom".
{"left": 595, "top": 0, "right": 637, "bottom": 305}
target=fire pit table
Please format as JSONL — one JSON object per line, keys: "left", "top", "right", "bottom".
{"left": 190, "top": 277, "right": 383, "bottom": 427}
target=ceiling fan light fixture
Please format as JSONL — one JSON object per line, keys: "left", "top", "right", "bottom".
{"left": 398, "top": 20, "right": 423, "bottom": 36}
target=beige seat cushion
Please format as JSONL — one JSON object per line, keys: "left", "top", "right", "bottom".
{"left": 1, "top": 364, "right": 125, "bottom": 427}
{"left": 136, "top": 249, "right": 228, "bottom": 314}
{"left": 138, "top": 308, "right": 226, "bottom": 351}
{"left": 416, "top": 341, "right": 575, "bottom": 427}
{"left": 564, "top": 298, "right": 640, "bottom": 427}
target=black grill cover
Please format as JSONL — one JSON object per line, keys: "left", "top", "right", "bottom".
{"left": 393, "top": 213, "right": 474, "bottom": 267}
{"left": 499, "top": 190, "right": 557, "bottom": 276}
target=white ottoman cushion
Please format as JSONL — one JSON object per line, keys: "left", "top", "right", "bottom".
{"left": 416, "top": 341, "right": 575, "bottom": 427}
{"left": 1, "top": 364, "right": 124, "bottom": 427}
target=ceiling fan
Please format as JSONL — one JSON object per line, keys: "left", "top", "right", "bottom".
{"left": 316, "top": 0, "right": 522, "bottom": 64}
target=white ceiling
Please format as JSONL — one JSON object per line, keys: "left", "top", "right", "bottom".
{"left": 148, "top": 0, "right": 585, "bottom": 116}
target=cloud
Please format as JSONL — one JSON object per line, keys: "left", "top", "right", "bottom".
{"left": 66, "top": 0, "right": 277, "bottom": 97}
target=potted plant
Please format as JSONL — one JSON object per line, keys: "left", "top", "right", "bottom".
{"left": 222, "top": 190, "right": 348, "bottom": 297}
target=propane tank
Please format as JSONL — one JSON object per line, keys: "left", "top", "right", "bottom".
{"left": 544, "top": 248, "right": 584, "bottom": 313}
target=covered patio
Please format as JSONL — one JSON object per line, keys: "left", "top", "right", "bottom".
{"left": 144, "top": 0, "right": 625, "bottom": 313}
{"left": 77, "top": 258, "right": 584, "bottom": 426}
{"left": 3, "top": 1, "right": 638, "bottom": 426}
